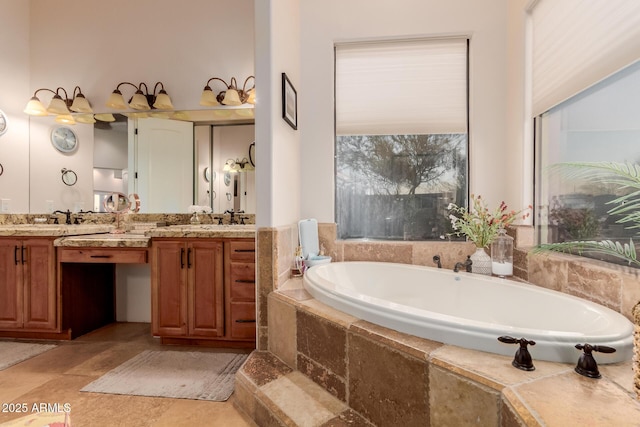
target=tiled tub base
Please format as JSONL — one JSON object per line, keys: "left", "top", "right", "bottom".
{"left": 234, "top": 280, "right": 640, "bottom": 426}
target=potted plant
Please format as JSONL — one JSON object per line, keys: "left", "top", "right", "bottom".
{"left": 447, "top": 195, "right": 531, "bottom": 274}
{"left": 534, "top": 161, "right": 639, "bottom": 399}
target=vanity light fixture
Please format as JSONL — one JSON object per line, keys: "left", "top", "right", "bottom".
{"left": 223, "top": 157, "right": 254, "bottom": 173}
{"left": 106, "top": 82, "right": 174, "bottom": 111}
{"left": 24, "top": 86, "right": 94, "bottom": 123}
{"left": 199, "top": 76, "right": 255, "bottom": 106}
{"left": 94, "top": 113, "right": 116, "bottom": 122}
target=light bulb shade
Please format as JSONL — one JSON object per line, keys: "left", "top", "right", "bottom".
{"left": 235, "top": 108, "right": 254, "bottom": 118}
{"left": 232, "top": 163, "right": 242, "bottom": 172}
{"left": 125, "top": 112, "right": 150, "bottom": 119}
{"left": 223, "top": 162, "right": 232, "bottom": 172}
{"left": 75, "top": 114, "right": 96, "bottom": 124}
{"left": 150, "top": 112, "right": 171, "bottom": 119}
{"left": 221, "top": 89, "right": 242, "bottom": 106}
{"left": 129, "top": 91, "right": 151, "bottom": 110}
{"left": 171, "top": 111, "right": 191, "bottom": 120}
{"left": 199, "top": 87, "right": 219, "bottom": 106}
{"left": 246, "top": 88, "right": 256, "bottom": 104}
{"left": 55, "top": 114, "right": 76, "bottom": 125}
{"left": 24, "top": 97, "right": 48, "bottom": 116}
{"left": 95, "top": 113, "right": 116, "bottom": 122}
{"left": 47, "top": 95, "right": 71, "bottom": 115}
{"left": 153, "top": 91, "right": 174, "bottom": 110}
{"left": 106, "top": 90, "right": 127, "bottom": 110}
{"left": 213, "top": 109, "right": 233, "bottom": 117}
{"left": 70, "top": 94, "right": 93, "bottom": 113}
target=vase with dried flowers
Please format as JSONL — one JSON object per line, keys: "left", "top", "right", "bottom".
{"left": 447, "top": 195, "right": 531, "bottom": 275}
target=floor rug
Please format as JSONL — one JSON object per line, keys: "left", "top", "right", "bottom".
{"left": 80, "top": 350, "right": 248, "bottom": 401}
{"left": 0, "top": 342, "right": 56, "bottom": 371}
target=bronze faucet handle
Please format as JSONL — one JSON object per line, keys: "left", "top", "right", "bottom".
{"left": 498, "top": 336, "right": 536, "bottom": 371}
{"left": 574, "top": 343, "right": 616, "bottom": 379}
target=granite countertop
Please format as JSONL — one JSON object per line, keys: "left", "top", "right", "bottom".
{"left": 0, "top": 224, "right": 114, "bottom": 237}
{"left": 0, "top": 223, "right": 256, "bottom": 244}
{"left": 54, "top": 232, "right": 151, "bottom": 248}
{"left": 146, "top": 224, "right": 256, "bottom": 239}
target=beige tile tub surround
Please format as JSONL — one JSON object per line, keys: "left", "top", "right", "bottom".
{"left": 256, "top": 222, "right": 640, "bottom": 411}
{"left": 237, "top": 287, "right": 640, "bottom": 426}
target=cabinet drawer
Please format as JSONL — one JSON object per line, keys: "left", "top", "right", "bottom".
{"left": 230, "top": 262, "right": 255, "bottom": 300}
{"left": 60, "top": 248, "right": 148, "bottom": 264}
{"left": 230, "top": 302, "right": 256, "bottom": 339}
{"left": 229, "top": 241, "right": 256, "bottom": 261}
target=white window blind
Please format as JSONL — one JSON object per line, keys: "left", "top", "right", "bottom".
{"left": 335, "top": 38, "right": 468, "bottom": 136}
{"left": 531, "top": 0, "right": 640, "bottom": 116}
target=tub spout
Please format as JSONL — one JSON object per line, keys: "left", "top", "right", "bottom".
{"left": 574, "top": 343, "right": 616, "bottom": 379}
{"left": 453, "top": 256, "right": 472, "bottom": 273}
{"left": 432, "top": 255, "right": 442, "bottom": 268}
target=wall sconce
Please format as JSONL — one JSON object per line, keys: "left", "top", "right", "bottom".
{"left": 199, "top": 76, "right": 255, "bottom": 106}
{"left": 223, "top": 157, "right": 254, "bottom": 173}
{"left": 24, "top": 86, "right": 94, "bottom": 125}
{"left": 106, "top": 82, "right": 174, "bottom": 111}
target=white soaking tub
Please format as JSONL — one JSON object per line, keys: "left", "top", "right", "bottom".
{"left": 303, "top": 261, "right": 634, "bottom": 364}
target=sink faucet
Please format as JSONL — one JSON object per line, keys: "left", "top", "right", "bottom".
{"left": 53, "top": 209, "right": 72, "bottom": 225}
{"left": 224, "top": 209, "right": 245, "bottom": 225}
{"left": 224, "top": 209, "right": 235, "bottom": 225}
{"left": 453, "top": 256, "right": 472, "bottom": 273}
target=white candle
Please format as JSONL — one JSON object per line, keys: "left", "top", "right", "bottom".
{"left": 492, "top": 261, "right": 513, "bottom": 276}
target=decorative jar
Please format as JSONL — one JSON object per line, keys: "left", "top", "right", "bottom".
{"left": 470, "top": 247, "right": 492, "bottom": 275}
{"left": 491, "top": 227, "right": 513, "bottom": 277}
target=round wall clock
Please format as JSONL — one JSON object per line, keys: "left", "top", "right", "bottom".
{"left": 0, "top": 110, "right": 7, "bottom": 137}
{"left": 51, "top": 126, "right": 78, "bottom": 153}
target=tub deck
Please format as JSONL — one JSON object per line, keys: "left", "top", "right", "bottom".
{"left": 234, "top": 278, "right": 640, "bottom": 427}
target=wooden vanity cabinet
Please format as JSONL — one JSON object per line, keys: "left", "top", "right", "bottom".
{"left": 225, "top": 239, "right": 256, "bottom": 341}
{"left": 151, "top": 237, "right": 256, "bottom": 347}
{"left": 225, "top": 239, "right": 256, "bottom": 342}
{"left": 151, "top": 239, "right": 225, "bottom": 339}
{"left": 0, "top": 238, "right": 56, "bottom": 332}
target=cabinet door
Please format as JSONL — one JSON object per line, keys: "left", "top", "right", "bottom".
{"left": 22, "top": 239, "right": 56, "bottom": 330}
{"left": 0, "top": 239, "right": 22, "bottom": 329}
{"left": 152, "top": 241, "right": 188, "bottom": 336}
{"left": 188, "top": 240, "right": 224, "bottom": 337}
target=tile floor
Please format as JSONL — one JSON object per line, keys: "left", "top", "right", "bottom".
{"left": 0, "top": 323, "right": 254, "bottom": 426}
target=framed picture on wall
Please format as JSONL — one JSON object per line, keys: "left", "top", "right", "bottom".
{"left": 282, "top": 73, "right": 297, "bottom": 130}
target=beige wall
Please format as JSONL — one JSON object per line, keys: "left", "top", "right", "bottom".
{"left": 254, "top": 0, "right": 302, "bottom": 228}
{"left": 298, "top": 0, "right": 511, "bottom": 222}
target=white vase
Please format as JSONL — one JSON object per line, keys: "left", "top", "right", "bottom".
{"left": 470, "top": 247, "right": 492, "bottom": 275}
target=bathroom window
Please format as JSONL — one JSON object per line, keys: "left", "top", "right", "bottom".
{"left": 335, "top": 38, "right": 469, "bottom": 240}
{"left": 535, "top": 60, "right": 640, "bottom": 254}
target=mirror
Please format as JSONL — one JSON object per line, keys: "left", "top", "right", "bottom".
{"left": 28, "top": 110, "right": 255, "bottom": 215}
{"left": 103, "top": 192, "right": 130, "bottom": 213}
